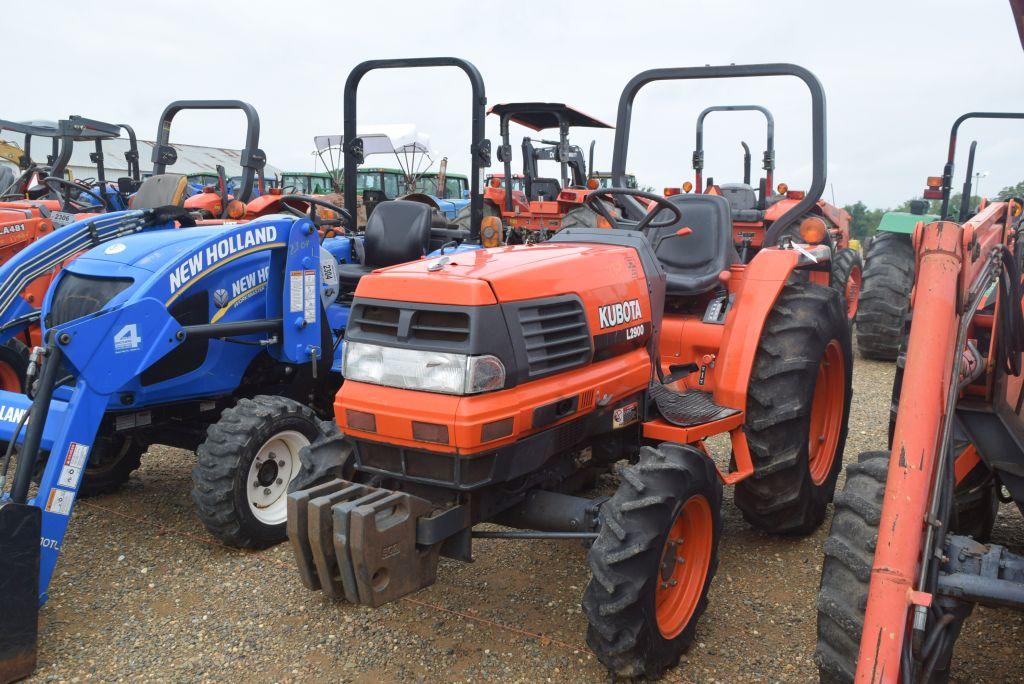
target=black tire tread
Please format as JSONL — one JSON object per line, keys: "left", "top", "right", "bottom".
{"left": 583, "top": 444, "right": 722, "bottom": 679}
{"left": 192, "top": 395, "right": 320, "bottom": 549}
{"left": 735, "top": 280, "right": 853, "bottom": 535}
{"left": 815, "top": 451, "right": 888, "bottom": 684}
{"left": 856, "top": 232, "right": 914, "bottom": 360}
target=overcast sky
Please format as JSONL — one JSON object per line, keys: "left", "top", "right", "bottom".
{"left": 9, "top": 0, "right": 1023, "bottom": 208}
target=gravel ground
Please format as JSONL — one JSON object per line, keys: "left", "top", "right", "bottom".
{"left": 26, "top": 341, "right": 1024, "bottom": 683}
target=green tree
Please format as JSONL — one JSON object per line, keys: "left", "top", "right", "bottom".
{"left": 843, "top": 201, "right": 885, "bottom": 240}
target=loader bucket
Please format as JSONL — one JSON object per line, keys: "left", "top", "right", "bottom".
{"left": 287, "top": 479, "right": 440, "bottom": 607}
{"left": 0, "top": 501, "right": 41, "bottom": 684}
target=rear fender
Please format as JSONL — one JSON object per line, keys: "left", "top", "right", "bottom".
{"left": 713, "top": 247, "right": 802, "bottom": 410}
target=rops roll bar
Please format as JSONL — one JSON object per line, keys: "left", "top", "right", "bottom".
{"left": 939, "top": 112, "right": 1024, "bottom": 219}
{"left": 693, "top": 104, "right": 775, "bottom": 203}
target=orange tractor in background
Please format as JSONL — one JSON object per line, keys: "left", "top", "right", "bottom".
{"left": 681, "top": 103, "right": 860, "bottom": 320}
{"left": 467, "top": 102, "right": 613, "bottom": 242}
{"left": 815, "top": 111, "right": 1024, "bottom": 682}
{"left": 288, "top": 60, "right": 851, "bottom": 680}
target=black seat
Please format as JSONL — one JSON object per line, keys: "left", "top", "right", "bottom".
{"left": 644, "top": 194, "right": 739, "bottom": 297}
{"left": 528, "top": 178, "right": 561, "bottom": 201}
{"left": 336, "top": 200, "right": 432, "bottom": 292}
{"left": 719, "top": 183, "right": 763, "bottom": 222}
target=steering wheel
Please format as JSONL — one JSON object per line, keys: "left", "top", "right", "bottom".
{"left": 43, "top": 177, "right": 107, "bottom": 213}
{"left": 584, "top": 187, "right": 682, "bottom": 232}
{"left": 278, "top": 194, "right": 353, "bottom": 239}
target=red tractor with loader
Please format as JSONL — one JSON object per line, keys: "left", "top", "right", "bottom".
{"left": 684, "top": 103, "right": 860, "bottom": 320}
{"left": 288, "top": 59, "right": 852, "bottom": 679}
{"left": 815, "top": 111, "right": 1024, "bottom": 682}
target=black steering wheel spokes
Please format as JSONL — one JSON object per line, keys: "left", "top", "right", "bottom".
{"left": 42, "top": 176, "right": 108, "bottom": 213}
{"left": 584, "top": 187, "right": 682, "bottom": 232}
{"left": 279, "top": 194, "right": 353, "bottom": 240}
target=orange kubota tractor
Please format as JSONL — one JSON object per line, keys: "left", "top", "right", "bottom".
{"left": 684, "top": 103, "right": 860, "bottom": 320}
{"left": 464, "top": 102, "right": 613, "bottom": 243}
{"left": 288, "top": 60, "right": 851, "bottom": 679}
{"left": 815, "top": 111, "right": 1024, "bottom": 682}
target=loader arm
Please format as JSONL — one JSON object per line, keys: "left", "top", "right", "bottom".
{"left": 857, "top": 204, "right": 1010, "bottom": 682}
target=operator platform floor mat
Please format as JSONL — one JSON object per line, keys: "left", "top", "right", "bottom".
{"left": 650, "top": 382, "right": 740, "bottom": 427}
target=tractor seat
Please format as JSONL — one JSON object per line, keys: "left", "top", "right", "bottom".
{"left": 645, "top": 193, "right": 739, "bottom": 297}
{"left": 130, "top": 173, "right": 188, "bottom": 209}
{"left": 336, "top": 200, "right": 431, "bottom": 292}
{"left": 719, "top": 183, "right": 763, "bottom": 222}
{"left": 528, "top": 178, "right": 561, "bottom": 202}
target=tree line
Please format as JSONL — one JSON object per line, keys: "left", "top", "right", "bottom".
{"left": 843, "top": 180, "right": 1024, "bottom": 240}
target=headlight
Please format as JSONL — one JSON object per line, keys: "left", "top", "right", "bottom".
{"left": 342, "top": 342, "right": 505, "bottom": 395}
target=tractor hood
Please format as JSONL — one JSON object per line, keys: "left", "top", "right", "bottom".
{"left": 354, "top": 242, "right": 634, "bottom": 305}
{"left": 67, "top": 225, "right": 242, "bottom": 276}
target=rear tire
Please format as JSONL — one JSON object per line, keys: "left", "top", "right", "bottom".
{"left": 855, "top": 232, "right": 914, "bottom": 360}
{"left": 830, "top": 248, "right": 862, "bottom": 321}
{"left": 0, "top": 339, "right": 29, "bottom": 392}
{"left": 192, "top": 395, "right": 322, "bottom": 548}
{"left": 583, "top": 444, "right": 722, "bottom": 679}
{"left": 735, "top": 280, "right": 852, "bottom": 535}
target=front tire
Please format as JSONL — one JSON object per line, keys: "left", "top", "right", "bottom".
{"left": 583, "top": 444, "right": 722, "bottom": 679}
{"left": 192, "top": 395, "right": 322, "bottom": 548}
{"left": 735, "top": 280, "right": 852, "bottom": 535}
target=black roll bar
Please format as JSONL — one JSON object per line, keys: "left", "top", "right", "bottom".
{"left": 940, "top": 112, "right": 1024, "bottom": 219}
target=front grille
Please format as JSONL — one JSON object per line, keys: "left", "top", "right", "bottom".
{"left": 350, "top": 304, "right": 469, "bottom": 343}
{"left": 409, "top": 310, "right": 469, "bottom": 342}
{"left": 517, "top": 298, "right": 591, "bottom": 378}
{"left": 48, "top": 273, "right": 134, "bottom": 327}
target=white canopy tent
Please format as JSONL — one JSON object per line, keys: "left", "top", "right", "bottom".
{"left": 314, "top": 124, "right": 436, "bottom": 191}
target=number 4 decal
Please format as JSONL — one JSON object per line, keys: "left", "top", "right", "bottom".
{"left": 113, "top": 324, "right": 142, "bottom": 353}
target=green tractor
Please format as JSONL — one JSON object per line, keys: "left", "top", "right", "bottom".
{"left": 855, "top": 199, "right": 938, "bottom": 359}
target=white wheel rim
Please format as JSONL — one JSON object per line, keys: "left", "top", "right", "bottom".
{"left": 246, "top": 430, "right": 309, "bottom": 525}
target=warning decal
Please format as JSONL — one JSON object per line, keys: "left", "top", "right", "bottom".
{"left": 57, "top": 442, "right": 90, "bottom": 489}
{"left": 45, "top": 487, "right": 75, "bottom": 516}
{"left": 303, "top": 269, "right": 316, "bottom": 324}
{"left": 289, "top": 271, "right": 304, "bottom": 313}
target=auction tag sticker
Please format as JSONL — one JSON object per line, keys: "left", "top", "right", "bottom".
{"left": 45, "top": 487, "right": 75, "bottom": 516}
{"left": 289, "top": 271, "right": 304, "bottom": 313}
{"left": 303, "top": 269, "right": 316, "bottom": 324}
{"left": 57, "top": 442, "right": 90, "bottom": 488}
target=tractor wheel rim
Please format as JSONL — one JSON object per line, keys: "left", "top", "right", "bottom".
{"left": 246, "top": 430, "right": 309, "bottom": 526}
{"left": 0, "top": 361, "right": 21, "bottom": 392}
{"left": 844, "top": 266, "right": 862, "bottom": 320}
{"left": 655, "top": 494, "right": 713, "bottom": 639}
{"left": 808, "top": 340, "right": 845, "bottom": 485}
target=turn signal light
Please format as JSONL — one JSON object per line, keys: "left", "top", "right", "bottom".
{"left": 664, "top": 187, "right": 681, "bottom": 196}
{"left": 926, "top": 176, "right": 943, "bottom": 188}
{"left": 799, "top": 216, "right": 828, "bottom": 244}
{"left": 412, "top": 421, "right": 449, "bottom": 445}
{"left": 777, "top": 182, "right": 788, "bottom": 195}
{"left": 682, "top": 181, "right": 693, "bottom": 193}
{"left": 226, "top": 200, "right": 246, "bottom": 219}
{"left": 786, "top": 190, "right": 806, "bottom": 200}
{"left": 480, "top": 215, "right": 503, "bottom": 248}
{"left": 345, "top": 409, "right": 376, "bottom": 432}
{"left": 587, "top": 178, "right": 599, "bottom": 190}
{"left": 481, "top": 417, "right": 514, "bottom": 442}
{"left": 489, "top": 176, "right": 501, "bottom": 188}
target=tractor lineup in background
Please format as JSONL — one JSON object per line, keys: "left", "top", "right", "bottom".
{"left": 0, "top": 13, "right": 1021, "bottom": 680}
{"left": 816, "top": 111, "right": 1024, "bottom": 683}
{"left": 678, "top": 103, "right": 861, "bottom": 321}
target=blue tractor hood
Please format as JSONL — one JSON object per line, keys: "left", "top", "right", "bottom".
{"left": 67, "top": 226, "right": 235, "bottom": 276}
